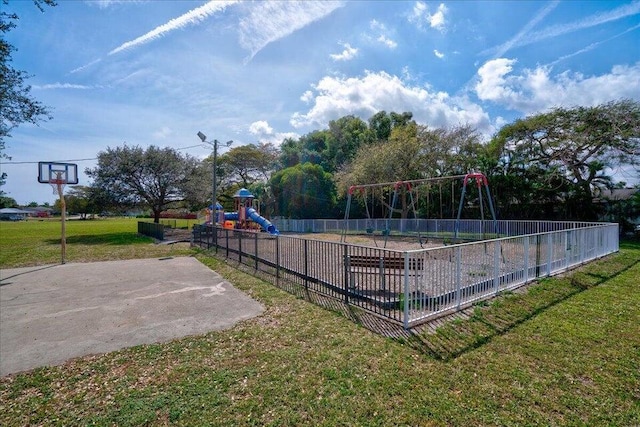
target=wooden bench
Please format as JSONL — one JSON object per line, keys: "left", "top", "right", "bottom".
{"left": 345, "top": 255, "right": 424, "bottom": 270}
{"left": 345, "top": 255, "right": 424, "bottom": 292}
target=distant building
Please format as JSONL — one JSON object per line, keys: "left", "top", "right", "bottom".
{"left": 0, "top": 208, "right": 30, "bottom": 221}
{"left": 22, "top": 207, "right": 54, "bottom": 218}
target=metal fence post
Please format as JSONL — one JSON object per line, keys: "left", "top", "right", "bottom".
{"left": 403, "top": 253, "right": 410, "bottom": 329}
{"left": 379, "top": 256, "right": 385, "bottom": 292}
{"left": 547, "top": 233, "right": 553, "bottom": 276}
{"left": 523, "top": 236, "right": 529, "bottom": 283}
{"left": 252, "top": 232, "right": 257, "bottom": 269}
{"left": 344, "top": 245, "right": 349, "bottom": 304}
{"left": 225, "top": 229, "right": 229, "bottom": 258}
{"left": 535, "top": 234, "right": 541, "bottom": 278}
{"left": 276, "top": 235, "right": 280, "bottom": 280}
{"left": 304, "top": 239, "right": 309, "bottom": 291}
{"left": 239, "top": 230, "right": 243, "bottom": 264}
{"left": 494, "top": 241, "right": 500, "bottom": 295}
{"left": 455, "top": 246, "right": 461, "bottom": 309}
{"left": 564, "top": 231, "right": 570, "bottom": 271}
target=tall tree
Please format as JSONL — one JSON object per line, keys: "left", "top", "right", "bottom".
{"left": 218, "top": 143, "right": 278, "bottom": 189}
{"left": 0, "top": 194, "right": 17, "bottom": 208}
{"left": 1, "top": 0, "right": 55, "bottom": 193}
{"left": 277, "top": 132, "right": 326, "bottom": 170}
{"left": 417, "top": 124, "right": 483, "bottom": 177}
{"left": 86, "top": 145, "right": 200, "bottom": 223}
{"left": 323, "top": 115, "right": 373, "bottom": 173}
{"left": 368, "top": 111, "right": 414, "bottom": 141}
{"left": 269, "top": 163, "right": 337, "bottom": 218}
{"left": 337, "top": 123, "right": 422, "bottom": 219}
{"left": 489, "top": 100, "right": 640, "bottom": 220}
{"left": 337, "top": 123, "right": 484, "bottom": 219}
{"left": 53, "top": 185, "right": 93, "bottom": 219}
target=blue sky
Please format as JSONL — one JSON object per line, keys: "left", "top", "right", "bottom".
{"left": 2, "top": 0, "right": 639, "bottom": 205}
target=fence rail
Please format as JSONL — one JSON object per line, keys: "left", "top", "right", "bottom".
{"left": 272, "top": 218, "right": 606, "bottom": 241}
{"left": 192, "top": 220, "right": 618, "bottom": 329}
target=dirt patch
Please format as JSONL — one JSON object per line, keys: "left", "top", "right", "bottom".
{"left": 284, "top": 232, "right": 446, "bottom": 251}
{"left": 163, "top": 228, "right": 193, "bottom": 242}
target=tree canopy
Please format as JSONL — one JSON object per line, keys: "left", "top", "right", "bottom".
{"left": 218, "top": 143, "right": 278, "bottom": 189}
{"left": 488, "top": 100, "right": 640, "bottom": 219}
{"left": 269, "top": 163, "right": 337, "bottom": 219}
{"left": 86, "top": 145, "right": 200, "bottom": 223}
{"left": 53, "top": 186, "right": 92, "bottom": 218}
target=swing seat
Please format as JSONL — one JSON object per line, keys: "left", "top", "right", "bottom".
{"left": 366, "top": 227, "right": 374, "bottom": 234}
{"left": 380, "top": 229, "right": 390, "bottom": 236}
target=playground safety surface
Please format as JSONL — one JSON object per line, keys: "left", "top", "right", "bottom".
{"left": 0, "top": 257, "right": 264, "bottom": 376}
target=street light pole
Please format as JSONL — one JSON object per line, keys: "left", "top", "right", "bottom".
{"left": 197, "top": 131, "right": 232, "bottom": 225}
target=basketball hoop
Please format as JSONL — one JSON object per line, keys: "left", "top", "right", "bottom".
{"left": 37, "top": 161, "right": 78, "bottom": 265}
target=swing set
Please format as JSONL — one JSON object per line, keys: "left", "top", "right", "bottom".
{"left": 341, "top": 172, "right": 498, "bottom": 248}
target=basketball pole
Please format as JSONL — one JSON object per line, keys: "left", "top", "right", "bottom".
{"left": 55, "top": 172, "right": 67, "bottom": 264}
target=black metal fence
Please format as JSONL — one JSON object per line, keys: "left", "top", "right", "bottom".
{"left": 138, "top": 221, "right": 164, "bottom": 240}
{"left": 192, "top": 225, "right": 413, "bottom": 324}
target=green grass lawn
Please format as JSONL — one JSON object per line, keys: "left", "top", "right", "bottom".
{"left": 0, "top": 220, "right": 638, "bottom": 425}
{"left": 0, "top": 217, "right": 194, "bottom": 268}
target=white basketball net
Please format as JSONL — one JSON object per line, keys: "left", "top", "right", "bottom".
{"left": 49, "top": 176, "right": 66, "bottom": 196}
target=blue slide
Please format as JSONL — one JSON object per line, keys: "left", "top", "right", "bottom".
{"left": 246, "top": 208, "right": 279, "bottom": 235}
{"left": 224, "top": 209, "right": 279, "bottom": 235}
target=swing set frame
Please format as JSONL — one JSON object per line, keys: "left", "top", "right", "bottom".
{"left": 341, "top": 173, "right": 498, "bottom": 247}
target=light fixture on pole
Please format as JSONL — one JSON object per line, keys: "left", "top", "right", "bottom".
{"left": 197, "top": 131, "right": 232, "bottom": 224}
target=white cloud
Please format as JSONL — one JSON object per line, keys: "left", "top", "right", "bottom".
{"left": 32, "top": 83, "right": 95, "bottom": 90}
{"left": 549, "top": 23, "right": 640, "bottom": 66}
{"left": 369, "top": 19, "right": 385, "bottom": 32}
{"left": 475, "top": 58, "right": 640, "bottom": 113}
{"left": 409, "top": 2, "right": 427, "bottom": 23}
{"left": 238, "top": 1, "right": 345, "bottom": 61}
{"left": 377, "top": 35, "right": 397, "bottom": 49}
{"left": 409, "top": 2, "right": 448, "bottom": 32}
{"left": 259, "top": 131, "right": 299, "bottom": 147}
{"left": 86, "top": 0, "right": 129, "bottom": 9}
{"left": 301, "top": 90, "right": 314, "bottom": 103}
{"left": 248, "top": 120, "right": 298, "bottom": 146}
{"left": 109, "top": 1, "right": 237, "bottom": 55}
{"left": 69, "top": 58, "right": 102, "bottom": 74}
{"left": 153, "top": 126, "right": 173, "bottom": 139}
{"left": 482, "top": 1, "right": 640, "bottom": 56}
{"left": 490, "top": 1, "right": 559, "bottom": 58}
{"left": 429, "top": 3, "right": 448, "bottom": 31}
{"left": 475, "top": 58, "right": 518, "bottom": 102}
{"left": 249, "top": 120, "right": 274, "bottom": 135}
{"left": 330, "top": 43, "right": 358, "bottom": 61}
{"left": 434, "top": 49, "right": 444, "bottom": 59}
{"left": 291, "top": 70, "right": 493, "bottom": 136}
{"left": 367, "top": 20, "right": 397, "bottom": 49}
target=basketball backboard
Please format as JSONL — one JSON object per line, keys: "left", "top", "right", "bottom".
{"left": 37, "top": 162, "right": 79, "bottom": 184}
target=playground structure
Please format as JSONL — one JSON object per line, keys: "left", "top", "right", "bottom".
{"left": 193, "top": 215, "right": 618, "bottom": 329}
{"left": 192, "top": 172, "right": 618, "bottom": 330}
{"left": 341, "top": 173, "right": 498, "bottom": 247}
{"left": 209, "top": 188, "right": 279, "bottom": 235}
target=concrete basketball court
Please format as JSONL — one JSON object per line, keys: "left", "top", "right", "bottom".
{"left": 0, "top": 257, "right": 264, "bottom": 376}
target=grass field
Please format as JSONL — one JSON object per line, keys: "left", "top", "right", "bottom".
{"left": 0, "top": 217, "right": 194, "bottom": 268}
{"left": 0, "top": 219, "right": 638, "bottom": 425}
